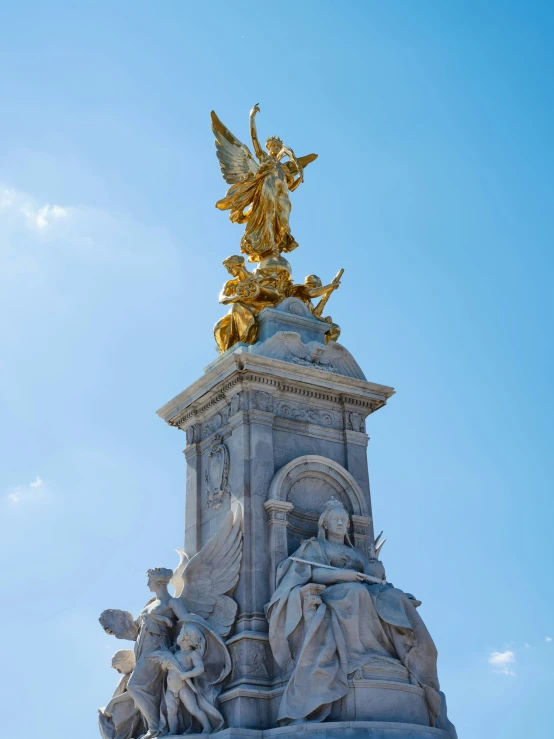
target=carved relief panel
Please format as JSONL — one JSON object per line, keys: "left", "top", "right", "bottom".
{"left": 205, "top": 435, "right": 231, "bottom": 509}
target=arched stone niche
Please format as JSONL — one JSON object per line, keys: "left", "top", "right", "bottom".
{"left": 264, "top": 455, "right": 373, "bottom": 591}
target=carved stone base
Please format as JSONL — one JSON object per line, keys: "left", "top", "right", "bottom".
{"left": 163, "top": 721, "right": 453, "bottom": 738}
{"left": 330, "top": 678, "right": 429, "bottom": 725}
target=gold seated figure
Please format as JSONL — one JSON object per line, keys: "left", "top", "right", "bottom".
{"left": 214, "top": 256, "right": 341, "bottom": 353}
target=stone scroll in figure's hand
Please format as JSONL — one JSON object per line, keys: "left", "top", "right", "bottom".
{"left": 99, "top": 609, "right": 139, "bottom": 641}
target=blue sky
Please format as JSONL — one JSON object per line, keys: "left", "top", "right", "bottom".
{"left": 1, "top": 2, "right": 553, "bottom": 737}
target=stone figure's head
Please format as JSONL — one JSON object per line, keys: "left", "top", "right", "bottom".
{"left": 111, "top": 649, "right": 136, "bottom": 675}
{"left": 266, "top": 135, "right": 283, "bottom": 157}
{"left": 304, "top": 274, "right": 322, "bottom": 289}
{"left": 177, "top": 623, "right": 206, "bottom": 654}
{"left": 99, "top": 609, "right": 139, "bottom": 640}
{"left": 318, "top": 496, "right": 353, "bottom": 545}
{"left": 146, "top": 567, "right": 173, "bottom": 593}
{"left": 223, "top": 254, "right": 247, "bottom": 279}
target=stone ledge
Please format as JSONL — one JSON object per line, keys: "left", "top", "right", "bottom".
{"left": 162, "top": 721, "right": 453, "bottom": 738}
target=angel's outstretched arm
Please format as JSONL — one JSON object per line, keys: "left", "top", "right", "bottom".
{"left": 249, "top": 104, "right": 264, "bottom": 161}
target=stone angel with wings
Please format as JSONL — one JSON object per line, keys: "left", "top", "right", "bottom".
{"left": 99, "top": 508, "right": 242, "bottom": 738}
{"left": 211, "top": 104, "right": 318, "bottom": 263}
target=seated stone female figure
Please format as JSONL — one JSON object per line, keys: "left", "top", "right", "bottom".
{"left": 267, "top": 497, "right": 456, "bottom": 738}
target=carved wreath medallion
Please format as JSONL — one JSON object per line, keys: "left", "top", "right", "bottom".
{"left": 205, "top": 435, "right": 231, "bottom": 509}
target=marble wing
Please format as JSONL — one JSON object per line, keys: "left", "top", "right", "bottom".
{"left": 251, "top": 332, "right": 367, "bottom": 381}
{"left": 211, "top": 111, "right": 259, "bottom": 184}
{"left": 174, "top": 507, "right": 243, "bottom": 637}
{"left": 317, "top": 341, "right": 367, "bottom": 381}
{"left": 170, "top": 547, "right": 189, "bottom": 596}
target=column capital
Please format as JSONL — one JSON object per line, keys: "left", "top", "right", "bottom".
{"left": 263, "top": 499, "right": 294, "bottom": 523}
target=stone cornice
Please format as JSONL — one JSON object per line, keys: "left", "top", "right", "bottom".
{"left": 157, "top": 352, "right": 394, "bottom": 433}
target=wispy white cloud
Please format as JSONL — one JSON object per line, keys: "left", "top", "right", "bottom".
{"left": 488, "top": 650, "right": 516, "bottom": 676}
{"left": 0, "top": 182, "right": 178, "bottom": 281}
{"left": 546, "top": 636, "right": 552, "bottom": 643}
{"left": 5, "top": 476, "right": 47, "bottom": 505}
{"left": 1, "top": 186, "right": 70, "bottom": 231}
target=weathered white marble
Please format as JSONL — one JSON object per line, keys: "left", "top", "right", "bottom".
{"left": 99, "top": 510, "right": 243, "bottom": 737}
{"left": 256, "top": 298, "right": 330, "bottom": 344}
{"left": 160, "top": 722, "right": 453, "bottom": 738}
{"left": 150, "top": 325, "right": 457, "bottom": 737}
{"left": 266, "top": 497, "right": 456, "bottom": 735}
{"left": 250, "top": 331, "right": 366, "bottom": 380}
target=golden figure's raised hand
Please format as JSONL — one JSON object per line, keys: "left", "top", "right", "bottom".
{"left": 250, "top": 103, "right": 260, "bottom": 117}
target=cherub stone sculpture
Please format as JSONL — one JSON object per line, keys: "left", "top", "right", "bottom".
{"left": 99, "top": 508, "right": 242, "bottom": 738}
{"left": 149, "top": 616, "right": 229, "bottom": 735}
{"left": 267, "top": 497, "right": 457, "bottom": 737}
{"left": 98, "top": 649, "right": 145, "bottom": 739}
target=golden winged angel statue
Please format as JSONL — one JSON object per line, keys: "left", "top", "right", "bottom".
{"left": 211, "top": 104, "right": 318, "bottom": 263}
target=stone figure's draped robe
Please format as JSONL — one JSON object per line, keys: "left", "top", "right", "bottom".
{"left": 267, "top": 539, "right": 443, "bottom": 726}
{"left": 216, "top": 157, "right": 297, "bottom": 261}
{"left": 98, "top": 673, "right": 144, "bottom": 739}
{"left": 126, "top": 612, "right": 172, "bottom": 733}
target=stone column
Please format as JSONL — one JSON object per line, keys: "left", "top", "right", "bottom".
{"left": 344, "top": 406, "right": 375, "bottom": 541}
{"left": 263, "top": 499, "right": 294, "bottom": 593}
{"left": 183, "top": 422, "right": 201, "bottom": 557}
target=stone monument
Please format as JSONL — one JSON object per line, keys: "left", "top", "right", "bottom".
{"left": 98, "top": 105, "right": 458, "bottom": 739}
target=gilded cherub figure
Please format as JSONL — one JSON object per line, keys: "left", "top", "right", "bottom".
{"left": 290, "top": 271, "right": 343, "bottom": 343}
{"left": 211, "top": 104, "right": 317, "bottom": 263}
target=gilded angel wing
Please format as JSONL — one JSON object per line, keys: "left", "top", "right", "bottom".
{"left": 178, "top": 506, "right": 243, "bottom": 637}
{"left": 211, "top": 112, "right": 259, "bottom": 184}
{"left": 283, "top": 152, "right": 318, "bottom": 176}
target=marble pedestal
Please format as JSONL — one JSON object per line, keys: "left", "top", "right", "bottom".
{"left": 157, "top": 299, "right": 455, "bottom": 736}
{"left": 163, "top": 724, "right": 452, "bottom": 739}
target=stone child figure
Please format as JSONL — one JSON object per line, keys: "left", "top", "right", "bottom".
{"left": 150, "top": 620, "right": 226, "bottom": 735}
{"left": 98, "top": 649, "right": 144, "bottom": 739}
{"left": 100, "top": 509, "right": 242, "bottom": 739}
